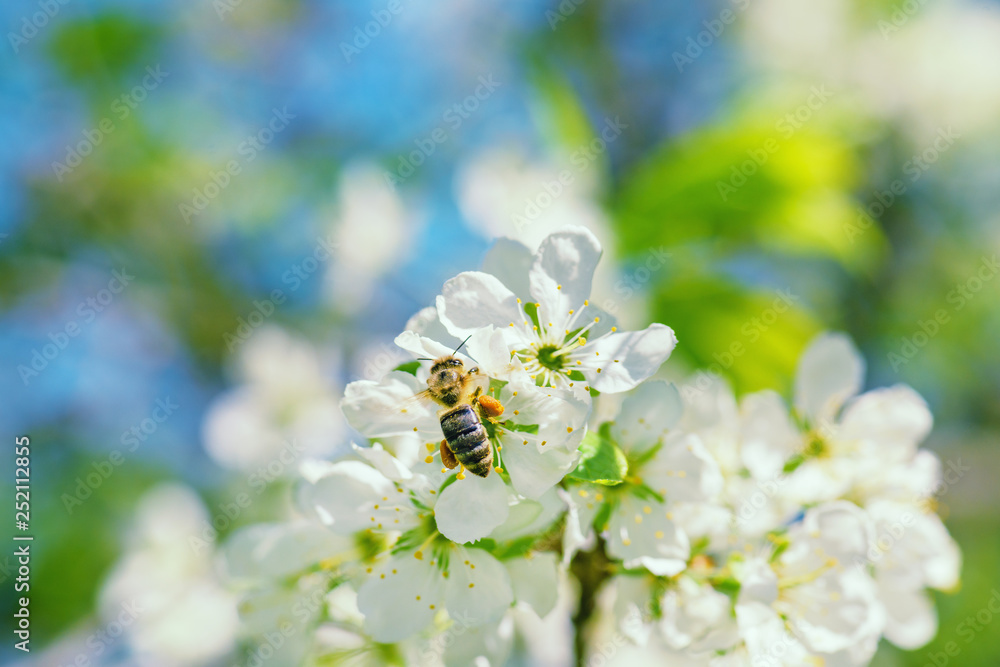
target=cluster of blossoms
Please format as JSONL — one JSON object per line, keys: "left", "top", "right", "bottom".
{"left": 223, "top": 227, "right": 959, "bottom": 666}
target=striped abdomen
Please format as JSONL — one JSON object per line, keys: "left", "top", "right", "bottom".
{"left": 440, "top": 404, "right": 492, "bottom": 477}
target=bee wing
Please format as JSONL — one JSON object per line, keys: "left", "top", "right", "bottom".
{"left": 396, "top": 388, "right": 440, "bottom": 411}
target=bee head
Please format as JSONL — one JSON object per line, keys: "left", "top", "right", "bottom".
{"left": 430, "top": 356, "right": 464, "bottom": 376}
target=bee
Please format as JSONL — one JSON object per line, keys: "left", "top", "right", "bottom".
{"left": 415, "top": 340, "right": 505, "bottom": 478}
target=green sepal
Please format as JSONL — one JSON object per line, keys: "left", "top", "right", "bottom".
{"left": 394, "top": 361, "right": 421, "bottom": 376}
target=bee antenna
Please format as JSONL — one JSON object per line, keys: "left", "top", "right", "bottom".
{"left": 414, "top": 357, "right": 434, "bottom": 362}
{"left": 452, "top": 335, "right": 472, "bottom": 356}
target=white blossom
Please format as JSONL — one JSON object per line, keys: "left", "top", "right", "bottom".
{"left": 436, "top": 227, "right": 677, "bottom": 393}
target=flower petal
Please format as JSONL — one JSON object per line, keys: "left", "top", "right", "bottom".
{"left": 739, "top": 390, "right": 801, "bottom": 481}
{"left": 435, "top": 472, "right": 510, "bottom": 544}
{"left": 606, "top": 496, "right": 689, "bottom": 576}
{"left": 505, "top": 552, "right": 560, "bottom": 618}
{"left": 839, "top": 384, "right": 933, "bottom": 460}
{"left": 395, "top": 330, "right": 473, "bottom": 365}
{"left": 880, "top": 585, "right": 937, "bottom": 650}
{"left": 223, "top": 521, "right": 351, "bottom": 581}
{"left": 611, "top": 380, "right": 682, "bottom": 456}
{"left": 482, "top": 237, "right": 534, "bottom": 300}
{"left": 297, "top": 461, "right": 393, "bottom": 533}
{"left": 437, "top": 271, "right": 526, "bottom": 343}
{"left": 444, "top": 547, "right": 514, "bottom": 628}
{"left": 528, "top": 226, "right": 603, "bottom": 321}
{"left": 499, "top": 435, "right": 579, "bottom": 499}
{"left": 405, "top": 305, "right": 463, "bottom": 350}
{"left": 351, "top": 442, "right": 413, "bottom": 481}
{"left": 340, "top": 371, "right": 440, "bottom": 441}
{"left": 357, "top": 554, "right": 445, "bottom": 642}
{"left": 582, "top": 324, "right": 677, "bottom": 393}
{"left": 794, "top": 332, "right": 865, "bottom": 426}
{"left": 644, "top": 433, "right": 724, "bottom": 502}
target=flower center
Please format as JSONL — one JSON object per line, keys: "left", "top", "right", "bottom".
{"left": 535, "top": 344, "right": 565, "bottom": 371}
{"left": 804, "top": 433, "right": 829, "bottom": 458}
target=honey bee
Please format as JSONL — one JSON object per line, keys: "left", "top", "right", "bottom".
{"left": 415, "top": 340, "right": 505, "bottom": 478}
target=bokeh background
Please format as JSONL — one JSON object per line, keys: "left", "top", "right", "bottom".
{"left": 2, "top": 0, "right": 999, "bottom": 665}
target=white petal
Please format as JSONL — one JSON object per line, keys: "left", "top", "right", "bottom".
{"left": 739, "top": 390, "right": 801, "bottom": 481}
{"left": 435, "top": 473, "right": 510, "bottom": 544}
{"left": 613, "top": 575, "right": 654, "bottom": 646}
{"left": 489, "top": 488, "right": 564, "bottom": 543}
{"left": 737, "top": 601, "right": 809, "bottom": 664}
{"left": 499, "top": 434, "right": 579, "bottom": 499}
{"left": 644, "top": 433, "right": 724, "bottom": 502}
{"left": 465, "top": 326, "right": 524, "bottom": 379}
{"left": 297, "top": 461, "right": 393, "bottom": 533}
{"left": 500, "top": 380, "right": 589, "bottom": 452}
{"left": 660, "top": 576, "right": 737, "bottom": 653}
{"left": 442, "top": 617, "right": 515, "bottom": 667}
{"left": 351, "top": 442, "right": 413, "bottom": 481}
{"left": 437, "top": 271, "right": 525, "bottom": 341}
{"left": 395, "top": 330, "right": 472, "bottom": 364}
{"left": 445, "top": 547, "right": 514, "bottom": 627}
{"left": 405, "top": 305, "right": 463, "bottom": 349}
{"left": 357, "top": 555, "right": 445, "bottom": 642}
{"left": 679, "top": 372, "right": 739, "bottom": 434}
{"left": 505, "top": 552, "right": 560, "bottom": 618}
{"left": 611, "top": 380, "right": 682, "bottom": 456}
{"left": 794, "top": 332, "right": 865, "bottom": 426}
{"left": 785, "top": 570, "right": 884, "bottom": 655}
{"left": 340, "top": 372, "right": 440, "bottom": 441}
{"left": 737, "top": 557, "right": 779, "bottom": 607}
{"left": 583, "top": 324, "right": 677, "bottom": 393}
{"left": 880, "top": 585, "right": 937, "bottom": 650}
{"left": 838, "top": 385, "right": 933, "bottom": 460}
{"left": 561, "top": 487, "right": 598, "bottom": 565}
{"left": 529, "top": 226, "right": 603, "bottom": 323}
{"left": 606, "top": 496, "right": 690, "bottom": 576}
{"left": 482, "top": 237, "right": 534, "bottom": 300}
{"left": 223, "top": 521, "right": 351, "bottom": 581}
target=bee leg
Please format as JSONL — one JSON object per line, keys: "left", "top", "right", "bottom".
{"left": 440, "top": 439, "right": 459, "bottom": 470}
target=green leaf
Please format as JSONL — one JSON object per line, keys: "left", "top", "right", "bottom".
{"left": 394, "top": 361, "right": 421, "bottom": 376}
{"left": 568, "top": 431, "right": 629, "bottom": 486}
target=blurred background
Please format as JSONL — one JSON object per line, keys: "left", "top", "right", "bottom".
{"left": 1, "top": 0, "right": 999, "bottom": 665}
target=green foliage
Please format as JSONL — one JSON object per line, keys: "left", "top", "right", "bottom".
{"left": 47, "top": 15, "right": 163, "bottom": 84}
{"left": 567, "top": 429, "right": 629, "bottom": 486}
